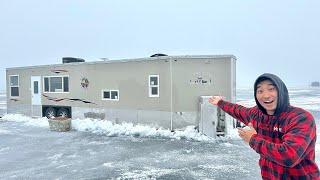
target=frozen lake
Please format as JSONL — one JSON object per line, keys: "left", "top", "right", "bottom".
{"left": 0, "top": 120, "right": 260, "bottom": 179}
{"left": 0, "top": 88, "right": 319, "bottom": 179}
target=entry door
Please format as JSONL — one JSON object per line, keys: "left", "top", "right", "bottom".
{"left": 31, "top": 76, "right": 41, "bottom": 105}
{"left": 31, "top": 76, "right": 42, "bottom": 117}
{"left": 199, "top": 96, "right": 218, "bottom": 138}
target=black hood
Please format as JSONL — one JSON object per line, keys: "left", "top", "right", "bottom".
{"left": 254, "top": 73, "right": 290, "bottom": 116}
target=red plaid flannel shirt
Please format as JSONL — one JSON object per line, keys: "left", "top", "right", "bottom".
{"left": 218, "top": 100, "right": 320, "bottom": 180}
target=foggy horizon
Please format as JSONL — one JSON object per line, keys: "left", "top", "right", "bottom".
{"left": 1, "top": 0, "right": 319, "bottom": 91}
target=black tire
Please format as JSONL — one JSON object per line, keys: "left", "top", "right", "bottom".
{"left": 57, "top": 108, "right": 69, "bottom": 118}
{"left": 45, "top": 107, "right": 56, "bottom": 119}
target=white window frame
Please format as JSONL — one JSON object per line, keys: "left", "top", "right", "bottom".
{"left": 43, "top": 75, "right": 70, "bottom": 93}
{"left": 149, "top": 75, "right": 159, "bottom": 97}
{"left": 101, "top": 89, "right": 119, "bottom": 101}
{"left": 9, "top": 75, "right": 19, "bottom": 97}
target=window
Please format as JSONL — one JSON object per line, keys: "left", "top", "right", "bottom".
{"left": 44, "top": 76, "right": 69, "bottom": 93}
{"left": 33, "top": 81, "right": 39, "bottom": 94}
{"left": 149, "top": 75, "right": 159, "bottom": 97}
{"left": 9, "top": 75, "right": 19, "bottom": 97}
{"left": 63, "top": 77, "right": 69, "bottom": 92}
{"left": 102, "top": 90, "right": 119, "bottom": 101}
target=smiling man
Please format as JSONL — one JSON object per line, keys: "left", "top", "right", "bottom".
{"left": 209, "top": 73, "right": 319, "bottom": 180}
{"left": 256, "top": 79, "right": 278, "bottom": 115}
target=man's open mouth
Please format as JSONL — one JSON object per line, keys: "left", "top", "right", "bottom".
{"left": 264, "top": 100, "right": 274, "bottom": 104}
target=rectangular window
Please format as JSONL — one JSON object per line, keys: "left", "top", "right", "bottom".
{"left": 44, "top": 76, "right": 69, "bottom": 93}
{"left": 33, "top": 81, "right": 39, "bottom": 94}
{"left": 9, "top": 75, "right": 19, "bottom": 97}
{"left": 50, "top": 77, "right": 62, "bottom": 92}
{"left": 11, "top": 87, "right": 19, "bottom": 96}
{"left": 44, "top": 77, "right": 49, "bottom": 92}
{"left": 102, "top": 90, "right": 119, "bottom": 101}
{"left": 63, "top": 77, "right": 69, "bottom": 92}
{"left": 104, "top": 91, "right": 110, "bottom": 99}
{"left": 149, "top": 75, "right": 159, "bottom": 97}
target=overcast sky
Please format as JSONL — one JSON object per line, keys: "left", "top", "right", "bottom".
{"left": 1, "top": 0, "right": 319, "bottom": 91}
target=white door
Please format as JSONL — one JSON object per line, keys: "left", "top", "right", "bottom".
{"left": 31, "top": 76, "right": 42, "bottom": 117}
{"left": 31, "top": 76, "right": 41, "bottom": 105}
{"left": 199, "top": 96, "right": 218, "bottom": 138}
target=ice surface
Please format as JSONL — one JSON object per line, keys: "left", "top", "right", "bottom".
{"left": 1, "top": 88, "right": 319, "bottom": 179}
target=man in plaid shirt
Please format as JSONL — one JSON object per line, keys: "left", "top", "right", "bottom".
{"left": 209, "top": 73, "right": 319, "bottom": 179}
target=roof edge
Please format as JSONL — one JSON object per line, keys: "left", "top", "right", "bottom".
{"left": 6, "top": 54, "right": 237, "bottom": 70}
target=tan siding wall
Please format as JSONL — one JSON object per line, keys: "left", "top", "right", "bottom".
{"left": 6, "top": 56, "right": 234, "bottom": 114}
{"left": 171, "top": 58, "right": 232, "bottom": 111}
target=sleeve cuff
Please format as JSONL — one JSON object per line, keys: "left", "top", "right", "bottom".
{"left": 249, "top": 134, "right": 258, "bottom": 149}
{"left": 217, "top": 99, "right": 224, "bottom": 107}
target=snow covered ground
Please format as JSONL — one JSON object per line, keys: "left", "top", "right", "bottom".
{"left": 0, "top": 88, "right": 319, "bottom": 179}
{"left": 0, "top": 115, "right": 260, "bottom": 179}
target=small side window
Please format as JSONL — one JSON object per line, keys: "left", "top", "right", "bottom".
{"left": 102, "top": 90, "right": 119, "bottom": 101}
{"left": 149, "top": 75, "right": 159, "bottom": 97}
{"left": 111, "top": 91, "right": 118, "bottom": 100}
{"left": 9, "top": 75, "right": 19, "bottom": 97}
{"left": 103, "top": 91, "right": 110, "bottom": 99}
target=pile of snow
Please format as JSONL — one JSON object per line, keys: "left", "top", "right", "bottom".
{"left": 1, "top": 114, "right": 49, "bottom": 128}
{"left": 1, "top": 114, "right": 214, "bottom": 142}
{"left": 72, "top": 118, "right": 213, "bottom": 142}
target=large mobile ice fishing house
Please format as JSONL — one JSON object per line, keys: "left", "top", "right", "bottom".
{"left": 6, "top": 54, "right": 236, "bottom": 137}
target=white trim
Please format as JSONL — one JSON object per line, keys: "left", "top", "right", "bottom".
{"left": 169, "top": 58, "right": 173, "bottom": 130}
{"left": 231, "top": 57, "right": 236, "bottom": 103}
{"left": 148, "top": 75, "right": 159, "bottom": 97}
{"left": 43, "top": 75, "right": 70, "bottom": 93}
{"left": 101, "top": 89, "right": 120, "bottom": 101}
{"left": 9, "top": 75, "right": 19, "bottom": 98}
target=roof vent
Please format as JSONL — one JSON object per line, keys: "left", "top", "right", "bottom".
{"left": 150, "top": 53, "right": 168, "bottom": 57}
{"left": 62, "top": 57, "right": 85, "bottom": 64}
{"left": 100, "top": 58, "right": 109, "bottom": 61}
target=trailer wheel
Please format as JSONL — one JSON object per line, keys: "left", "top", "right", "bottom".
{"left": 57, "top": 108, "right": 69, "bottom": 118}
{"left": 45, "top": 107, "right": 56, "bottom": 119}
